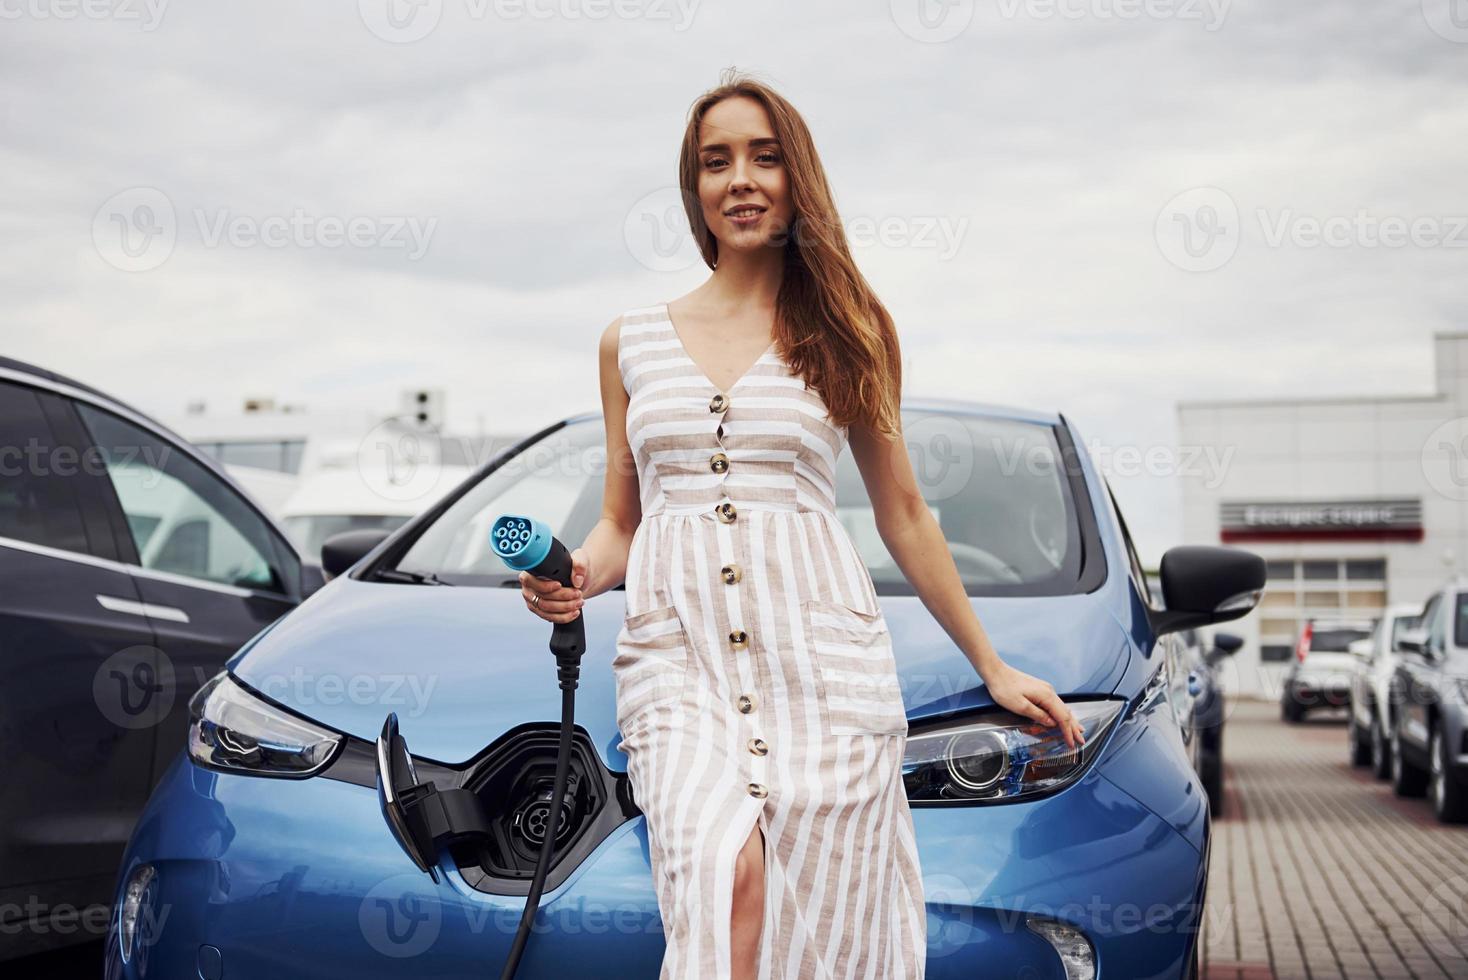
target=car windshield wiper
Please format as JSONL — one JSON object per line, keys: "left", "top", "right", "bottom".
{"left": 375, "top": 568, "right": 454, "bottom": 586}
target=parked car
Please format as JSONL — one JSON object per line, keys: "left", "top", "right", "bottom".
{"left": 1347, "top": 602, "right": 1425, "bottom": 779}
{"left": 1389, "top": 579, "right": 1468, "bottom": 822}
{"left": 277, "top": 463, "right": 473, "bottom": 559}
{"left": 1280, "top": 618, "right": 1375, "bottom": 723}
{"left": 106, "top": 403, "right": 1264, "bottom": 979}
{"left": 0, "top": 356, "right": 322, "bottom": 962}
{"left": 1180, "top": 629, "right": 1242, "bottom": 816}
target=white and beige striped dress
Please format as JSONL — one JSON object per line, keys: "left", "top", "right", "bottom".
{"left": 613, "top": 302, "right": 927, "bottom": 979}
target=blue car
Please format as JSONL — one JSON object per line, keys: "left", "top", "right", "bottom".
{"left": 105, "top": 401, "right": 1264, "bottom": 980}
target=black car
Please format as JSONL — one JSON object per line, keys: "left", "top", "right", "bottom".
{"left": 1389, "top": 579, "right": 1468, "bottom": 822}
{"left": 0, "top": 356, "right": 323, "bottom": 960}
{"left": 1181, "top": 628, "right": 1241, "bottom": 816}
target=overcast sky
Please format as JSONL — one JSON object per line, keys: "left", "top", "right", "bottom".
{"left": 3, "top": 0, "right": 1466, "bottom": 564}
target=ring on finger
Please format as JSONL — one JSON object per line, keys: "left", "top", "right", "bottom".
{"left": 530, "top": 593, "right": 541, "bottom": 607}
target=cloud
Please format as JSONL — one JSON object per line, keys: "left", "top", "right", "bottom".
{"left": 2, "top": 0, "right": 1466, "bottom": 563}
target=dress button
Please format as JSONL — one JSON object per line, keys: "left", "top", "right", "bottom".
{"left": 710, "top": 452, "right": 729, "bottom": 474}
{"left": 716, "top": 502, "right": 738, "bottom": 524}
{"left": 721, "top": 563, "right": 742, "bottom": 585}
{"left": 737, "top": 694, "right": 755, "bottom": 713}
{"left": 709, "top": 393, "right": 729, "bottom": 413}
{"left": 729, "top": 630, "right": 748, "bottom": 649}
{"left": 748, "top": 737, "right": 768, "bottom": 756}
{"left": 748, "top": 782, "right": 769, "bottom": 799}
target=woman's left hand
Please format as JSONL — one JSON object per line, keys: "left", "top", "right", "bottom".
{"left": 984, "top": 662, "right": 1086, "bottom": 750}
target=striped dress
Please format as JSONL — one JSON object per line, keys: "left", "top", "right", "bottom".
{"left": 613, "top": 302, "right": 927, "bottom": 979}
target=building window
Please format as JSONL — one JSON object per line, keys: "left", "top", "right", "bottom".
{"left": 1303, "top": 560, "right": 1339, "bottom": 580}
{"left": 1256, "top": 555, "right": 1387, "bottom": 659}
{"left": 1266, "top": 560, "right": 1296, "bottom": 580}
{"left": 1346, "top": 559, "right": 1386, "bottom": 580}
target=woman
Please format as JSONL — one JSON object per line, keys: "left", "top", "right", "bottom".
{"left": 521, "top": 70, "right": 1086, "bottom": 980}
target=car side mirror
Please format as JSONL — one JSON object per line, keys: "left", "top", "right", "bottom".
{"left": 1347, "top": 638, "right": 1374, "bottom": 658}
{"left": 321, "top": 528, "right": 395, "bottom": 579}
{"left": 1212, "top": 631, "right": 1243, "bottom": 656}
{"left": 1397, "top": 628, "right": 1428, "bottom": 656}
{"left": 1149, "top": 545, "right": 1266, "bottom": 636}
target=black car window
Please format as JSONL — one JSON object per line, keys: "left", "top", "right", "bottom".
{"left": 0, "top": 381, "right": 91, "bottom": 555}
{"left": 74, "top": 402, "right": 296, "bottom": 593}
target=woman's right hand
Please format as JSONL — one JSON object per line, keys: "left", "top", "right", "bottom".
{"left": 519, "top": 547, "right": 589, "bottom": 624}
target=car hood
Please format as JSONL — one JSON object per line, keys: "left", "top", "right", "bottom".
{"left": 230, "top": 575, "right": 1133, "bottom": 770}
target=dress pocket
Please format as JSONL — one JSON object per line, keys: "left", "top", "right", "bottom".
{"left": 803, "top": 599, "right": 908, "bottom": 737}
{"left": 612, "top": 604, "right": 691, "bottom": 735}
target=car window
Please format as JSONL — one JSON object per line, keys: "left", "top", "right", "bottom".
{"left": 1428, "top": 593, "right": 1449, "bottom": 655}
{"left": 1105, "top": 480, "right": 1153, "bottom": 607}
{"left": 0, "top": 381, "right": 93, "bottom": 555}
{"left": 1390, "top": 611, "right": 1422, "bottom": 653}
{"left": 390, "top": 412, "right": 1091, "bottom": 596}
{"left": 75, "top": 402, "right": 295, "bottom": 593}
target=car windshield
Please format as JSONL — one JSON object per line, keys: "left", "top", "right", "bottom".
{"left": 1392, "top": 612, "right": 1423, "bottom": 650}
{"left": 1310, "top": 627, "right": 1373, "bottom": 652}
{"left": 386, "top": 411, "right": 1089, "bottom": 596}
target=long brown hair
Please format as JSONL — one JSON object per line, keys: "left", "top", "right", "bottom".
{"left": 677, "top": 69, "right": 903, "bottom": 441}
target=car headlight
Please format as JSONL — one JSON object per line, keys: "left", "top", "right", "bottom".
{"left": 188, "top": 672, "right": 342, "bottom": 777}
{"left": 902, "top": 698, "right": 1126, "bottom": 803}
{"left": 118, "top": 863, "right": 156, "bottom": 965}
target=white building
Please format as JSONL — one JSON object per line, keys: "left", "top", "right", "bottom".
{"left": 1177, "top": 331, "right": 1468, "bottom": 698}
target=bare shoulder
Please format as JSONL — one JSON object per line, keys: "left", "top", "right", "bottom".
{"left": 599, "top": 314, "right": 624, "bottom": 358}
